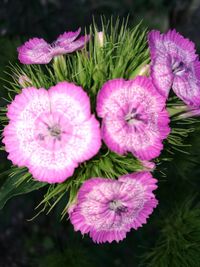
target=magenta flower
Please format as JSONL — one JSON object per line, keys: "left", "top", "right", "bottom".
{"left": 17, "top": 28, "right": 89, "bottom": 64}
{"left": 69, "top": 172, "right": 158, "bottom": 243}
{"left": 3, "top": 81, "right": 101, "bottom": 183}
{"left": 96, "top": 77, "right": 170, "bottom": 161}
{"left": 148, "top": 29, "right": 200, "bottom": 107}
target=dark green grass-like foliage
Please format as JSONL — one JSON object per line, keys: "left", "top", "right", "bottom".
{"left": 141, "top": 197, "right": 200, "bottom": 267}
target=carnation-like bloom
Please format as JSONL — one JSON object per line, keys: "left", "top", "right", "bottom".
{"left": 148, "top": 29, "right": 200, "bottom": 107}
{"left": 3, "top": 81, "right": 101, "bottom": 183}
{"left": 96, "top": 77, "right": 170, "bottom": 161}
{"left": 69, "top": 172, "right": 158, "bottom": 243}
{"left": 17, "top": 28, "right": 89, "bottom": 64}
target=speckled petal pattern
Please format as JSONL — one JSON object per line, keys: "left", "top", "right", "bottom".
{"left": 3, "top": 82, "right": 101, "bottom": 183}
{"left": 150, "top": 55, "right": 173, "bottom": 98}
{"left": 96, "top": 77, "right": 170, "bottom": 161}
{"left": 17, "top": 38, "right": 52, "bottom": 64}
{"left": 69, "top": 172, "right": 158, "bottom": 243}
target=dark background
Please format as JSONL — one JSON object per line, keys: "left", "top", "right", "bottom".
{"left": 0, "top": 1, "right": 200, "bottom": 266}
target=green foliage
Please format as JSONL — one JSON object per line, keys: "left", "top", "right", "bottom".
{"left": 161, "top": 97, "right": 200, "bottom": 160}
{"left": 35, "top": 150, "right": 143, "bottom": 219}
{"left": 0, "top": 167, "right": 46, "bottom": 209}
{"left": 141, "top": 197, "right": 200, "bottom": 267}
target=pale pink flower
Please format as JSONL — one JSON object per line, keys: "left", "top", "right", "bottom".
{"left": 3, "top": 81, "right": 101, "bottom": 183}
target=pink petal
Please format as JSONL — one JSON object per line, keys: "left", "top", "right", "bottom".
{"left": 150, "top": 55, "right": 173, "bottom": 98}
{"left": 60, "top": 35, "right": 90, "bottom": 53}
{"left": 96, "top": 78, "right": 126, "bottom": 118}
{"left": 148, "top": 30, "right": 165, "bottom": 59}
{"left": 51, "top": 34, "right": 90, "bottom": 56}
{"left": 172, "top": 72, "right": 200, "bottom": 107}
{"left": 7, "top": 87, "right": 50, "bottom": 121}
{"left": 48, "top": 81, "right": 91, "bottom": 123}
{"left": 148, "top": 29, "right": 197, "bottom": 63}
{"left": 55, "top": 28, "right": 81, "bottom": 46}
{"left": 17, "top": 38, "right": 52, "bottom": 64}
{"left": 163, "top": 29, "right": 197, "bottom": 63}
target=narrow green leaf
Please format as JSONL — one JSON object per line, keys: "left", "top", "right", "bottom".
{"left": 0, "top": 171, "right": 47, "bottom": 209}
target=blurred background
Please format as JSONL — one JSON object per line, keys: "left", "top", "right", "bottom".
{"left": 1, "top": 0, "right": 200, "bottom": 266}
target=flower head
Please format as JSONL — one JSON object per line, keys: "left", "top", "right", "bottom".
{"left": 17, "top": 28, "right": 89, "bottom": 64}
{"left": 3, "top": 81, "right": 101, "bottom": 183}
{"left": 148, "top": 29, "right": 200, "bottom": 107}
{"left": 69, "top": 172, "right": 158, "bottom": 243}
{"left": 96, "top": 77, "right": 170, "bottom": 161}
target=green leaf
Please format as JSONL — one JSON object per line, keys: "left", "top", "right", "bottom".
{"left": 0, "top": 168, "right": 47, "bottom": 209}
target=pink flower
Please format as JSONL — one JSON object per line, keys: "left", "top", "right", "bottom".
{"left": 17, "top": 28, "right": 90, "bottom": 64}
{"left": 2, "top": 81, "right": 101, "bottom": 183}
{"left": 96, "top": 77, "right": 170, "bottom": 161}
{"left": 69, "top": 172, "right": 158, "bottom": 243}
{"left": 148, "top": 29, "right": 200, "bottom": 107}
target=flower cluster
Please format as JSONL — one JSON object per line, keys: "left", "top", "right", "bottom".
{"left": 2, "top": 26, "right": 200, "bottom": 243}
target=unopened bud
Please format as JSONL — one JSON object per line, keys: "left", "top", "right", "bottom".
{"left": 138, "top": 64, "right": 150, "bottom": 76}
{"left": 18, "top": 75, "right": 32, "bottom": 88}
{"left": 140, "top": 160, "right": 156, "bottom": 171}
{"left": 97, "top": 31, "right": 104, "bottom": 47}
